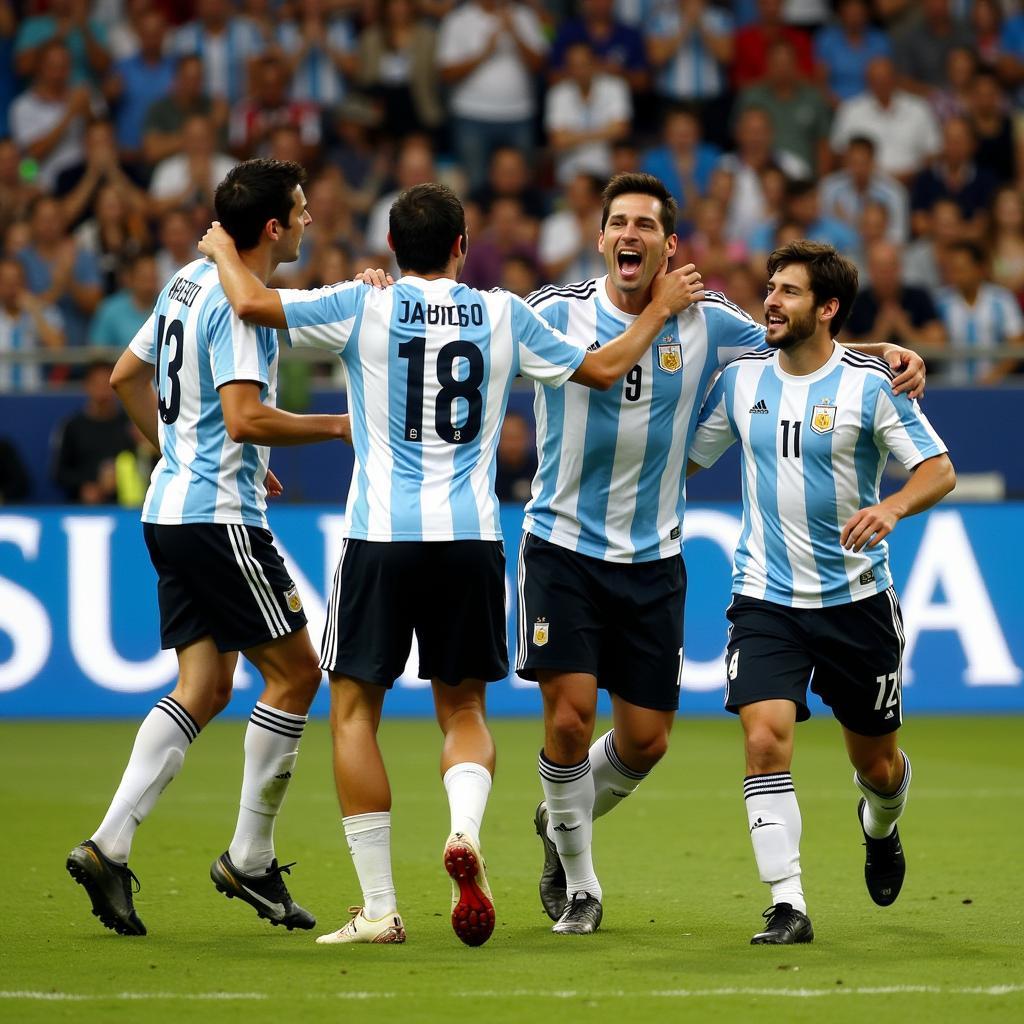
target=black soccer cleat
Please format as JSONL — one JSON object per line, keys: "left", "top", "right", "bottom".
{"left": 534, "top": 801, "right": 567, "bottom": 921}
{"left": 210, "top": 851, "right": 315, "bottom": 930}
{"left": 66, "top": 840, "right": 147, "bottom": 936}
{"left": 750, "top": 903, "right": 814, "bottom": 945}
{"left": 858, "top": 798, "right": 906, "bottom": 906}
{"left": 552, "top": 891, "right": 603, "bottom": 935}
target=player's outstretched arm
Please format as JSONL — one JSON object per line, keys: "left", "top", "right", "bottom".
{"left": 571, "top": 263, "right": 704, "bottom": 389}
{"left": 199, "top": 222, "right": 288, "bottom": 328}
{"left": 219, "top": 381, "right": 351, "bottom": 447}
{"left": 840, "top": 453, "right": 956, "bottom": 552}
{"left": 844, "top": 342, "right": 926, "bottom": 399}
{"left": 110, "top": 349, "right": 159, "bottom": 450}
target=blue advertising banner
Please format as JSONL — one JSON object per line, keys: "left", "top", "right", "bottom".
{"left": 0, "top": 505, "right": 1021, "bottom": 718}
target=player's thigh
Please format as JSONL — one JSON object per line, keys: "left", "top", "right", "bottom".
{"left": 724, "top": 595, "right": 816, "bottom": 721}
{"left": 320, "top": 539, "right": 417, "bottom": 688}
{"left": 810, "top": 588, "right": 905, "bottom": 738}
{"left": 516, "top": 533, "right": 606, "bottom": 680}
{"left": 171, "top": 635, "right": 238, "bottom": 724}
{"left": 415, "top": 541, "right": 508, "bottom": 685}
{"left": 601, "top": 554, "right": 686, "bottom": 713}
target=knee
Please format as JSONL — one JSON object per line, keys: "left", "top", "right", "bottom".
{"left": 548, "top": 702, "right": 593, "bottom": 757}
{"left": 209, "top": 679, "right": 233, "bottom": 717}
{"left": 744, "top": 723, "right": 788, "bottom": 773}
{"left": 620, "top": 729, "right": 669, "bottom": 771}
{"left": 856, "top": 750, "right": 901, "bottom": 793}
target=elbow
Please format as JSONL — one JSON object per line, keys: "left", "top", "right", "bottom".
{"left": 588, "top": 370, "right": 615, "bottom": 391}
{"left": 943, "top": 459, "right": 957, "bottom": 498}
{"left": 224, "top": 413, "right": 255, "bottom": 444}
{"left": 233, "top": 298, "right": 261, "bottom": 322}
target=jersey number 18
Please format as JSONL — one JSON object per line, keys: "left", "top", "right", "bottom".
{"left": 398, "top": 336, "right": 484, "bottom": 445}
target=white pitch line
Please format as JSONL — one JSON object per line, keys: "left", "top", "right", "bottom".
{"left": 0, "top": 992, "right": 393, "bottom": 1002}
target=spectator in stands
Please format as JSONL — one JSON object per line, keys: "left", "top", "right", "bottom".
{"left": 967, "top": 69, "right": 1017, "bottom": 185}
{"left": 470, "top": 145, "right": 547, "bottom": 221}
{"left": 364, "top": 135, "right": 436, "bottom": 269}
{"left": 936, "top": 241, "right": 1024, "bottom": 384}
{"left": 892, "top": 0, "right": 973, "bottom": 97}
{"left": 545, "top": 41, "right": 631, "bottom": 186}
{"left": 9, "top": 40, "right": 99, "bottom": 194}
{"left": 52, "top": 360, "right": 134, "bottom": 504}
{"left": 904, "top": 197, "right": 964, "bottom": 296}
{"left": 172, "top": 0, "right": 266, "bottom": 104}
{"left": 281, "top": 1, "right": 356, "bottom": 112}
{"left": 105, "top": 0, "right": 151, "bottom": 64}
{"left": 73, "top": 183, "right": 150, "bottom": 297}
{"left": 142, "top": 54, "right": 229, "bottom": 168}
{"left": 105, "top": 7, "right": 175, "bottom": 161}
{"left": 970, "top": 0, "right": 1005, "bottom": 69}
{"left": 14, "top": 0, "right": 110, "bottom": 84}
{"left": 550, "top": 0, "right": 648, "bottom": 94}
{"left": 820, "top": 136, "right": 909, "bottom": 245}
{"left": 852, "top": 199, "right": 893, "bottom": 283}
{"left": 830, "top": 56, "right": 942, "bottom": 183}
{"left": 734, "top": 37, "right": 831, "bottom": 178}
{"left": 229, "top": 55, "right": 321, "bottom": 162}
{"left": 438, "top": 0, "right": 547, "bottom": 191}
{"left": 732, "top": 0, "right": 814, "bottom": 91}
{"left": 88, "top": 254, "right": 159, "bottom": 351}
{"left": 677, "top": 196, "right": 747, "bottom": 292}
{"left": 306, "top": 244, "right": 352, "bottom": 290}
{"left": 813, "top": 0, "right": 891, "bottom": 106}
{"left": 929, "top": 46, "right": 976, "bottom": 124}
{"left": 356, "top": 0, "right": 443, "bottom": 139}
{"left": 17, "top": 195, "right": 101, "bottom": 351}
{"left": 0, "top": 435, "right": 30, "bottom": 504}
{"left": 0, "top": 3, "right": 15, "bottom": 139}
{"left": 845, "top": 240, "right": 946, "bottom": 350}
{"left": 645, "top": 0, "right": 734, "bottom": 145}
{"left": 538, "top": 171, "right": 606, "bottom": 285}
{"left": 0, "top": 139, "right": 38, "bottom": 241}
{"left": 988, "top": 186, "right": 1024, "bottom": 303}
{"left": 500, "top": 253, "right": 540, "bottom": 298}
{"left": 462, "top": 196, "right": 539, "bottom": 290}
{"left": 722, "top": 263, "right": 766, "bottom": 324}
{"left": 640, "top": 106, "right": 720, "bottom": 225}
{"left": 910, "top": 117, "right": 997, "bottom": 242}
{"left": 748, "top": 178, "right": 857, "bottom": 265}
{"left": 324, "top": 95, "right": 388, "bottom": 218}
{"left": 148, "top": 114, "right": 236, "bottom": 220}
{"left": 0, "top": 256, "right": 65, "bottom": 393}
{"left": 996, "top": 5, "right": 1024, "bottom": 87}
{"left": 494, "top": 410, "right": 537, "bottom": 503}
{"left": 154, "top": 208, "right": 199, "bottom": 285}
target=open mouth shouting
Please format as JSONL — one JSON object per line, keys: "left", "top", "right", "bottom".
{"left": 616, "top": 247, "right": 644, "bottom": 283}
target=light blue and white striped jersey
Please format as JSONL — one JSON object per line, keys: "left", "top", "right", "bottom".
{"left": 934, "top": 282, "right": 1024, "bottom": 385}
{"left": 523, "top": 279, "right": 767, "bottom": 563}
{"left": 690, "top": 344, "right": 948, "bottom": 608}
{"left": 279, "top": 276, "right": 586, "bottom": 542}
{"left": 128, "top": 258, "right": 279, "bottom": 528}
{"left": 0, "top": 303, "right": 63, "bottom": 392}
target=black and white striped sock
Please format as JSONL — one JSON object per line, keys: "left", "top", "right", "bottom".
{"left": 590, "top": 729, "right": 649, "bottom": 819}
{"left": 743, "top": 772, "right": 804, "bottom": 914}
{"left": 538, "top": 750, "right": 601, "bottom": 901}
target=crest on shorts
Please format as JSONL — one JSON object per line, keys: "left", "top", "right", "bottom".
{"left": 533, "top": 619, "right": 549, "bottom": 647}
{"left": 810, "top": 399, "right": 837, "bottom": 435}
{"left": 657, "top": 339, "right": 682, "bottom": 374}
{"left": 284, "top": 584, "right": 303, "bottom": 613}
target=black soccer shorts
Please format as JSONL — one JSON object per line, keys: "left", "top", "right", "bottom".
{"left": 320, "top": 539, "right": 509, "bottom": 687}
{"left": 723, "top": 588, "right": 906, "bottom": 736}
{"left": 143, "top": 522, "right": 308, "bottom": 653}
{"left": 515, "top": 532, "right": 686, "bottom": 712}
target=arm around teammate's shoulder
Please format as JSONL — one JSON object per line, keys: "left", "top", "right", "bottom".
{"left": 570, "top": 263, "right": 704, "bottom": 390}
{"left": 199, "top": 222, "right": 287, "bottom": 328}
{"left": 219, "top": 381, "right": 350, "bottom": 446}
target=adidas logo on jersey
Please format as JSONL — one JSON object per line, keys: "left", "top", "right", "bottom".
{"left": 749, "top": 399, "right": 770, "bottom": 414}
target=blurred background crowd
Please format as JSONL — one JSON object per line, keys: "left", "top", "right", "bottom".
{"left": 1, "top": 0, "right": 1023, "bottom": 504}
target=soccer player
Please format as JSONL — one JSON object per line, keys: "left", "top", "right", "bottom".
{"left": 197, "top": 182, "right": 704, "bottom": 946}
{"left": 66, "top": 159, "right": 351, "bottom": 937}
{"left": 518, "top": 173, "right": 928, "bottom": 936}
{"left": 688, "top": 241, "right": 955, "bottom": 944}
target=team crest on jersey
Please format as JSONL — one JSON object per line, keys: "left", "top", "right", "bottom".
{"left": 284, "top": 585, "right": 303, "bottom": 613}
{"left": 810, "top": 400, "right": 837, "bottom": 435}
{"left": 533, "top": 619, "right": 549, "bottom": 647}
{"left": 657, "top": 340, "right": 682, "bottom": 374}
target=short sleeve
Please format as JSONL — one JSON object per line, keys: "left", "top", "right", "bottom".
{"left": 510, "top": 295, "right": 586, "bottom": 387}
{"left": 278, "top": 281, "right": 368, "bottom": 352}
{"left": 127, "top": 311, "right": 157, "bottom": 364}
{"left": 872, "top": 385, "right": 947, "bottom": 471}
{"left": 701, "top": 301, "right": 768, "bottom": 367}
{"left": 203, "top": 302, "right": 268, "bottom": 389}
{"left": 689, "top": 372, "right": 737, "bottom": 468}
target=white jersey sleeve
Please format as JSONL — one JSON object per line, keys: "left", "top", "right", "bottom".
{"left": 872, "top": 384, "right": 947, "bottom": 471}
{"left": 128, "top": 312, "right": 158, "bottom": 364}
{"left": 510, "top": 294, "right": 587, "bottom": 386}
{"left": 278, "top": 281, "right": 369, "bottom": 352}
{"left": 204, "top": 301, "right": 270, "bottom": 389}
{"left": 689, "top": 370, "right": 738, "bottom": 468}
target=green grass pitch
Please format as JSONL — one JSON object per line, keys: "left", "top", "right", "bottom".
{"left": 2, "top": 715, "right": 1021, "bottom": 1023}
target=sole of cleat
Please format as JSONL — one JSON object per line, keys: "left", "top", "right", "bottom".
{"left": 444, "top": 841, "right": 495, "bottom": 947}
{"left": 66, "top": 857, "right": 145, "bottom": 937}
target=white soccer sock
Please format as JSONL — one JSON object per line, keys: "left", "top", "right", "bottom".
{"left": 343, "top": 812, "right": 397, "bottom": 920}
{"left": 743, "top": 772, "right": 805, "bottom": 915}
{"left": 91, "top": 696, "right": 198, "bottom": 863}
{"left": 856, "top": 750, "right": 912, "bottom": 839}
{"left": 442, "top": 762, "right": 492, "bottom": 844}
{"left": 590, "top": 730, "right": 649, "bottom": 819}
{"left": 227, "top": 702, "right": 307, "bottom": 873}
{"left": 538, "top": 751, "right": 601, "bottom": 902}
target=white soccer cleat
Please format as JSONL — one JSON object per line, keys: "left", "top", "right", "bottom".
{"left": 315, "top": 906, "right": 406, "bottom": 944}
{"left": 443, "top": 831, "right": 495, "bottom": 947}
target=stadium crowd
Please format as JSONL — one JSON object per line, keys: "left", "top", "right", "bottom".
{"left": 1, "top": 0, "right": 1024, "bottom": 403}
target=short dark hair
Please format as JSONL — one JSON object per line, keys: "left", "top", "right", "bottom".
{"left": 947, "top": 240, "right": 986, "bottom": 265}
{"left": 213, "top": 158, "right": 306, "bottom": 251}
{"left": 601, "top": 173, "right": 677, "bottom": 238}
{"left": 389, "top": 183, "right": 466, "bottom": 274}
{"left": 847, "top": 135, "right": 876, "bottom": 155}
{"left": 766, "top": 241, "right": 859, "bottom": 337}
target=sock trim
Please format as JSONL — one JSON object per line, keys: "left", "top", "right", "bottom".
{"left": 856, "top": 750, "right": 912, "bottom": 804}
{"left": 538, "top": 750, "right": 591, "bottom": 784}
{"left": 603, "top": 732, "right": 648, "bottom": 781}
{"left": 743, "top": 772, "right": 794, "bottom": 798}
{"left": 250, "top": 703, "right": 307, "bottom": 738}
{"left": 156, "top": 696, "right": 198, "bottom": 743}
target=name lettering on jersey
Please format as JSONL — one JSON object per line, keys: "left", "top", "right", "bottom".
{"left": 397, "top": 299, "right": 484, "bottom": 328}
{"left": 657, "top": 338, "right": 682, "bottom": 374}
{"left": 532, "top": 618, "right": 549, "bottom": 647}
{"left": 166, "top": 276, "right": 203, "bottom": 308}
{"left": 810, "top": 399, "right": 837, "bottom": 435}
